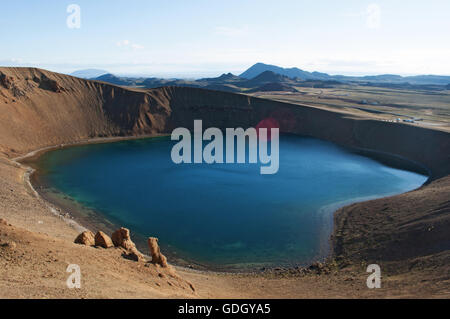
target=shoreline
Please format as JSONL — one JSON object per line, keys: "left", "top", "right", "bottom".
{"left": 12, "top": 134, "right": 234, "bottom": 275}
{"left": 18, "top": 133, "right": 431, "bottom": 274}
{"left": 317, "top": 192, "right": 415, "bottom": 263}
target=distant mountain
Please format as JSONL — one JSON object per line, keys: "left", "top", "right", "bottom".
{"left": 356, "top": 74, "right": 402, "bottom": 82}
{"left": 71, "top": 69, "right": 109, "bottom": 79}
{"left": 91, "top": 74, "right": 203, "bottom": 89}
{"left": 199, "top": 73, "right": 242, "bottom": 83}
{"left": 249, "top": 70, "right": 290, "bottom": 82}
{"left": 95, "top": 74, "right": 130, "bottom": 86}
{"left": 89, "top": 67, "right": 450, "bottom": 94}
{"left": 240, "top": 63, "right": 322, "bottom": 80}
{"left": 141, "top": 77, "right": 165, "bottom": 88}
{"left": 404, "top": 75, "right": 450, "bottom": 85}
{"left": 240, "top": 71, "right": 293, "bottom": 87}
{"left": 240, "top": 63, "right": 450, "bottom": 85}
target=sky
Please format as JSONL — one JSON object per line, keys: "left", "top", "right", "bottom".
{"left": 1, "top": 0, "right": 449, "bottom": 78}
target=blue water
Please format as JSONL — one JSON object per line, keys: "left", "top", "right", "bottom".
{"left": 36, "top": 135, "right": 427, "bottom": 269}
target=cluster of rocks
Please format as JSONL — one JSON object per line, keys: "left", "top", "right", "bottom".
{"left": 74, "top": 227, "right": 168, "bottom": 267}
{"left": 306, "top": 262, "right": 332, "bottom": 275}
{"left": 31, "top": 75, "right": 65, "bottom": 93}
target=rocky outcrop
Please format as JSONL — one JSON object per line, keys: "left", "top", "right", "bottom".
{"left": 0, "top": 72, "right": 25, "bottom": 98}
{"left": 112, "top": 227, "right": 145, "bottom": 261}
{"left": 148, "top": 237, "right": 168, "bottom": 267}
{"left": 0, "top": 73, "right": 13, "bottom": 89}
{"left": 0, "top": 218, "right": 8, "bottom": 226}
{"left": 112, "top": 227, "right": 133, "bottom": 250}
{"left": 94, "top": 231, "right": 114, "bottom": 248}
{"left": 74, "top": 231, "right": 95, "bottom": 246}
{"left": 33, "top": 75, "right": 64, "bottom": 93}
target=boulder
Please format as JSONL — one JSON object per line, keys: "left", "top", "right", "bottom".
{"left": 148, "top": 237, "right": 168, "bottom": 267}
{"left": 74, "top": 231, "right": 95, "bottom": 246}
{"left": 111, "top": 227, "right": 134, "bottom": 250}
{"left": 94, "top": 231, "right": 114, "bottom": 248}
{"left": 112, "top": 227, "right": 145, "bottom": 261}
{"left": 0, "top": 218, "right": 8, "bottom": 226}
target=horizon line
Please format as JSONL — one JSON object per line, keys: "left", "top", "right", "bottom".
{"left": 2, "top": 63, "right": 450, "bottom": 79}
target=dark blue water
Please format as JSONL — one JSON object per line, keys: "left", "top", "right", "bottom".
{"left": 36, "top": 135, "right": 427, "bottom": 269}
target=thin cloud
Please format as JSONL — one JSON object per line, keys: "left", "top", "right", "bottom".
{"left": 116, "top": 40, "right": 144, "bottom": 50}
{"left": 340, "top": 4, "right": 381, "bottom": 30}
{"left": 116, "top": 40, "right": 129, "bottom": 47}
{"left": 214, "top": 26, "right": 250, "bottom": 37}
{"left": 131, "top": 44, "right": 144, "bottom": 50}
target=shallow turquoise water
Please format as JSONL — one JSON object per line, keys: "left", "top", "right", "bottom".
{"left": 36, "top": 135, "right": 427, "bottom": 269}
